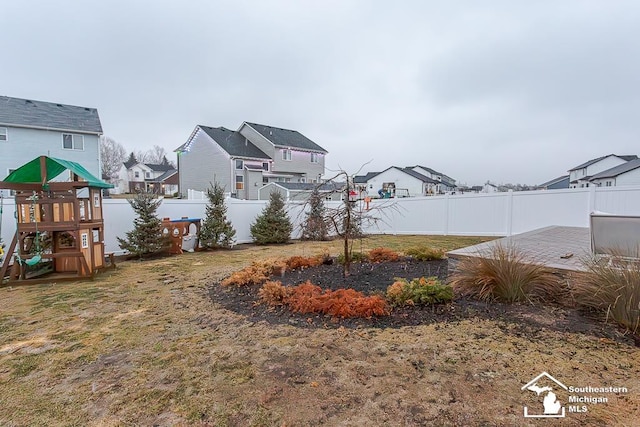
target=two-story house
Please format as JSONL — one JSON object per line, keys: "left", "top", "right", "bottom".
{"left": 175, "top": 122, "right": 328, "bottom": 199}
{"left": 115, "top": 158, "right": 178, "bottom": 195}
{"left": 0, "top": 95, "right": 103, "bottom": 196}
{"left": 568, "top": 154, "right": 638, "bottom": 188}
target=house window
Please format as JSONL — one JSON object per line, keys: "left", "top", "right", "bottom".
{"left": 62, "top": 133, "right": 84, "bottom": 150}
{"left": 235, "top": 175, "right": 244, "bottom": 190}
{"left": 262, "top": 162, "right": 269, "bottom": 171}
{"left": 310, "top": 153, "right": 318, "bottom": 163}
{"left": 262, "top": 176, "right": 269, "bottom": 184}
{"left": 145, "top": 172, "right": 150, "bottom": 178}
{"left": 0, "top": 127, "right": 7, "bottom": 141}
{"left": 282, "top": 149, "right": 292, "bottom": 161}
{"left": 235, "top": 159, "right": 244, "bottom": 170}
{"left": 81, "top": 233, "right": 89, "bottom": 249}
{"left": 606, "top": 181, "right": 612, "bottom": 187}
{"left": 134, "top": 171, "right": 140, "bottom": 178}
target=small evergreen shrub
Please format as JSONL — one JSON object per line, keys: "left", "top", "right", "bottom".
{"left": 250, "top": 191, "right": 293, "bottom": 244}
{"left": 386, "top": 277, "right": 454, "bottom": 306}
{"left": 117, "top": 191, "right": 168, "bottom": 259}
{"left": 199, "top": 182, "right": 236, "bottom": 249}
{"left": 368, "top": 247, "right": 400, "bottom": 263}
{"left": 405, "top": 246, "right": 446, "bottom": 261}
{"left": 573, "top": 254, "right": 640, "bottom": 333}
{"left": 301, "top": 187, "right": 329, "bottom": 241}
{"left": 448, "top": 244, "right": 561, "bottom": 303}
{"left": 286, "top": 281, "right": 388, "bottom": 318}
{"left": 259, "top": 281, "right": 291, "bottom": 306}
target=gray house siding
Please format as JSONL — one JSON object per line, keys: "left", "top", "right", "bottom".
{"left": 178, "top": 128, "right": 231, "bottom": 197}
{"left": 547, "top": 177, "right": 570, "bottom": 189}
{"left": 239, "top": 123, "right": 325, "bottom": 181}
{"left": 1, "top": 126, "right": 100, "bottom": 180}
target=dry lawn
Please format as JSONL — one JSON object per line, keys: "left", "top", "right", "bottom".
{"left": 0, "top": 235, "right": 638, "bottom": 426}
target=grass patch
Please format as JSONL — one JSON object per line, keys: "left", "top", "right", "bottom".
{"left": 405, "top": 246, "right": 446, "bottom": 261}
{"left": 11, "top": 354, "right": 41, "bottom": 378}
{"left": 448, "top": 244, "right": 562, "bottom": 303}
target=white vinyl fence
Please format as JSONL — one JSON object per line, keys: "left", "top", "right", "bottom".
{"left": 2, "top": 186, "right": 640, "bottom": 255}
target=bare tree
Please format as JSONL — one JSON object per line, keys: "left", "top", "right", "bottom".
{"left": 146, "top": 145, "right": 174, "bottom": 166}
{"left": 100, "top": 136, "right": 126, "bottom": 180}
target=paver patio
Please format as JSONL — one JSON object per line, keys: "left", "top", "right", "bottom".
{"left": 447, "top": 226, "right": 591, "bottom": 272}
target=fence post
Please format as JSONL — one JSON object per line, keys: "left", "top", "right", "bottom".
{"left": 444, "top": 193, "right": 450, "bottom": 235}
{"left": 588, "top": 185, "right": 596, "bottom": 214}
{"left": 506, "top": 190, "right": 514, "bottom": 236}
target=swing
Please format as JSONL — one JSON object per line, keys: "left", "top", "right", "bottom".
{"left": 15, "top": 192, "right": 43, "bottom": 267}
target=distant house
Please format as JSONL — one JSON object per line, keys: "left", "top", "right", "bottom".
{"left": 175, "top": 122, "right": 327, "bottom": 199}
{"left": 406, "top": 165, "right": 457, "bottom": 193}
{"left": 362, "top": 167, "right": 440, "bottom": 198}
{"left": 482, "top": 182, "right": 500, "bottom": 193}
{"left": 537, "top": 175, "right": 570, "bottom": 190}
{"left": 258, "top": 182, "right": 344, "bottom": 202}
{"left": 568, "top": 154, "right": 637, "bottom": 188}
{"left": 0, "top": 95, "right": 103, "bottom": 196}
{"left": 588, "top": 158, "right": 640, "bottom": 187}
{"left": 115, "top": 159, "right": 178, "bottom": 195}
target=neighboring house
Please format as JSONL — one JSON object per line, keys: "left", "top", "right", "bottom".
{"left": 482, "top": 182, "right": 500, "bottom": 193}
{"left": 588, "top": 158, "right": 640, "bottom": 187}
{"left": 115, "top": 160, "right": 178, "bottom": 195}
{"left": 407, "top": 165, "right": 457, "bottom": 193}
{"left": 258, "top": 182, "right": 344, "bottom": 202}
{"left": 364, "top": 167, "right": 440, "bottom": 198}
{"left": 0, "top": 95, "right": 103, "bottom": 196}
{"left": 537, "top": 175, "right": 570, "bottom": 190}
{"left": 175, "top": 122, "right": 328, "bottom": 199}
{"left": 568, "top": 154, "right": 637, "bottom": 188}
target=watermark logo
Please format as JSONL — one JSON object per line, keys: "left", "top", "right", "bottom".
{"left": 521, "top": 372, "right": 568, "bottom": 418}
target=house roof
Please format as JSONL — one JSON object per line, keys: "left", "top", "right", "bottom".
{"left": 0, "top": 95, "right": 103, "bottom": 134}
{"left": 147, "top": 169, "right": 178, "bottom": 182}
{"left": 124, "top": 158, "right": 137, "bottom": 169}
{"left": 146, "top": 163, "right": 175, "bottom": 172}
{"left": 408, "top": 165, "right": 456, "bottom": 185}
{"left": 589, "top": 158, "right": 640, "bottom": 180}
{"left": 568, "top": 154, "right": 638, "bottom": 171}
{"left": 353, "top": 172, "right": 379, "bottom": 183}
{"left": 245, "top": 164, "right": 266, "bottom": 171}
{"left": 538, "top": 175, "right": 569, "bottom": 188}
{"left": 401, "top": 168, "right": 440, "bottom": 184}
{"left": 198, "top": 126, "right": 271, "bottom": 159}
{"left": 244, "top": 122, "right": 328, "bottom": 153}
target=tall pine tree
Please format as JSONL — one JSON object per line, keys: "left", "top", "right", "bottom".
{"left": 199, "top": 182, "right": 236, "bottom": 249}
{"left": 117, "top": 192, "right": 167, "bottom": 258}
{"left": 250, "top": 191, "right": 292, "bottom": 244}
{"left": 301, "top": 187, "right": 329, "bottom": 240}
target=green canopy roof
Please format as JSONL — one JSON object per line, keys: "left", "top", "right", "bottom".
{"left": 2, "top": 156, "right": 114, "bottom": 189}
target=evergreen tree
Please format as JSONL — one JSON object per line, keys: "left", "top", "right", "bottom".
{"left": 199, "top": 182, "right": 236, "bottom": 249}
{"left": 250, "top": 191, "right": 292, "bottom": 244}
{"left": 117, "top": 191, "right": 167, "bottom": 258}
{"left": 301, "top": 187, "right": 329, "bottom": 240}
{"left": 126, "top": 152, "right": 137, "bottom": 165}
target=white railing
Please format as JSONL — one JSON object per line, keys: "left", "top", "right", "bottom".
{"left": 2, "top": 186, "right": 640, "bottom": 254}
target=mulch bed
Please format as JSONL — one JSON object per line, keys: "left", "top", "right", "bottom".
{"left": 208, "top": 258, "right": 637, "bottom": 346}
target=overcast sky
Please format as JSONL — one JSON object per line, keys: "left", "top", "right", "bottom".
{"left": 3, "top": 1, "right": 640, "bottom": 185}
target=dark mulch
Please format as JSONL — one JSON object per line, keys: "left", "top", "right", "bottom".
{"left": 208, "top": 258, "right": 637, "bottom": 346}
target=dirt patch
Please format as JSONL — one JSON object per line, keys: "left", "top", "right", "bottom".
{"left": 209, "top": 258, "right": 636, "bottom": 345}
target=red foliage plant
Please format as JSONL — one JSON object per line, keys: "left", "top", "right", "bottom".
{"left": 286, "top": 281, "right": 388, "bottom": 318}
{"left": 368, "top": 247, "right": 400, "bottom": 263}
{"left": 284, "top": 255, "right": 324, "bottom": 270}
{"left": 221, "top": 259, "right": 285, "bottom": 286}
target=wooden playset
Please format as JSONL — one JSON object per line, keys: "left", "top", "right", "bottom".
{"left": 0, "top": 156, "right": 114, "bottom": 284}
